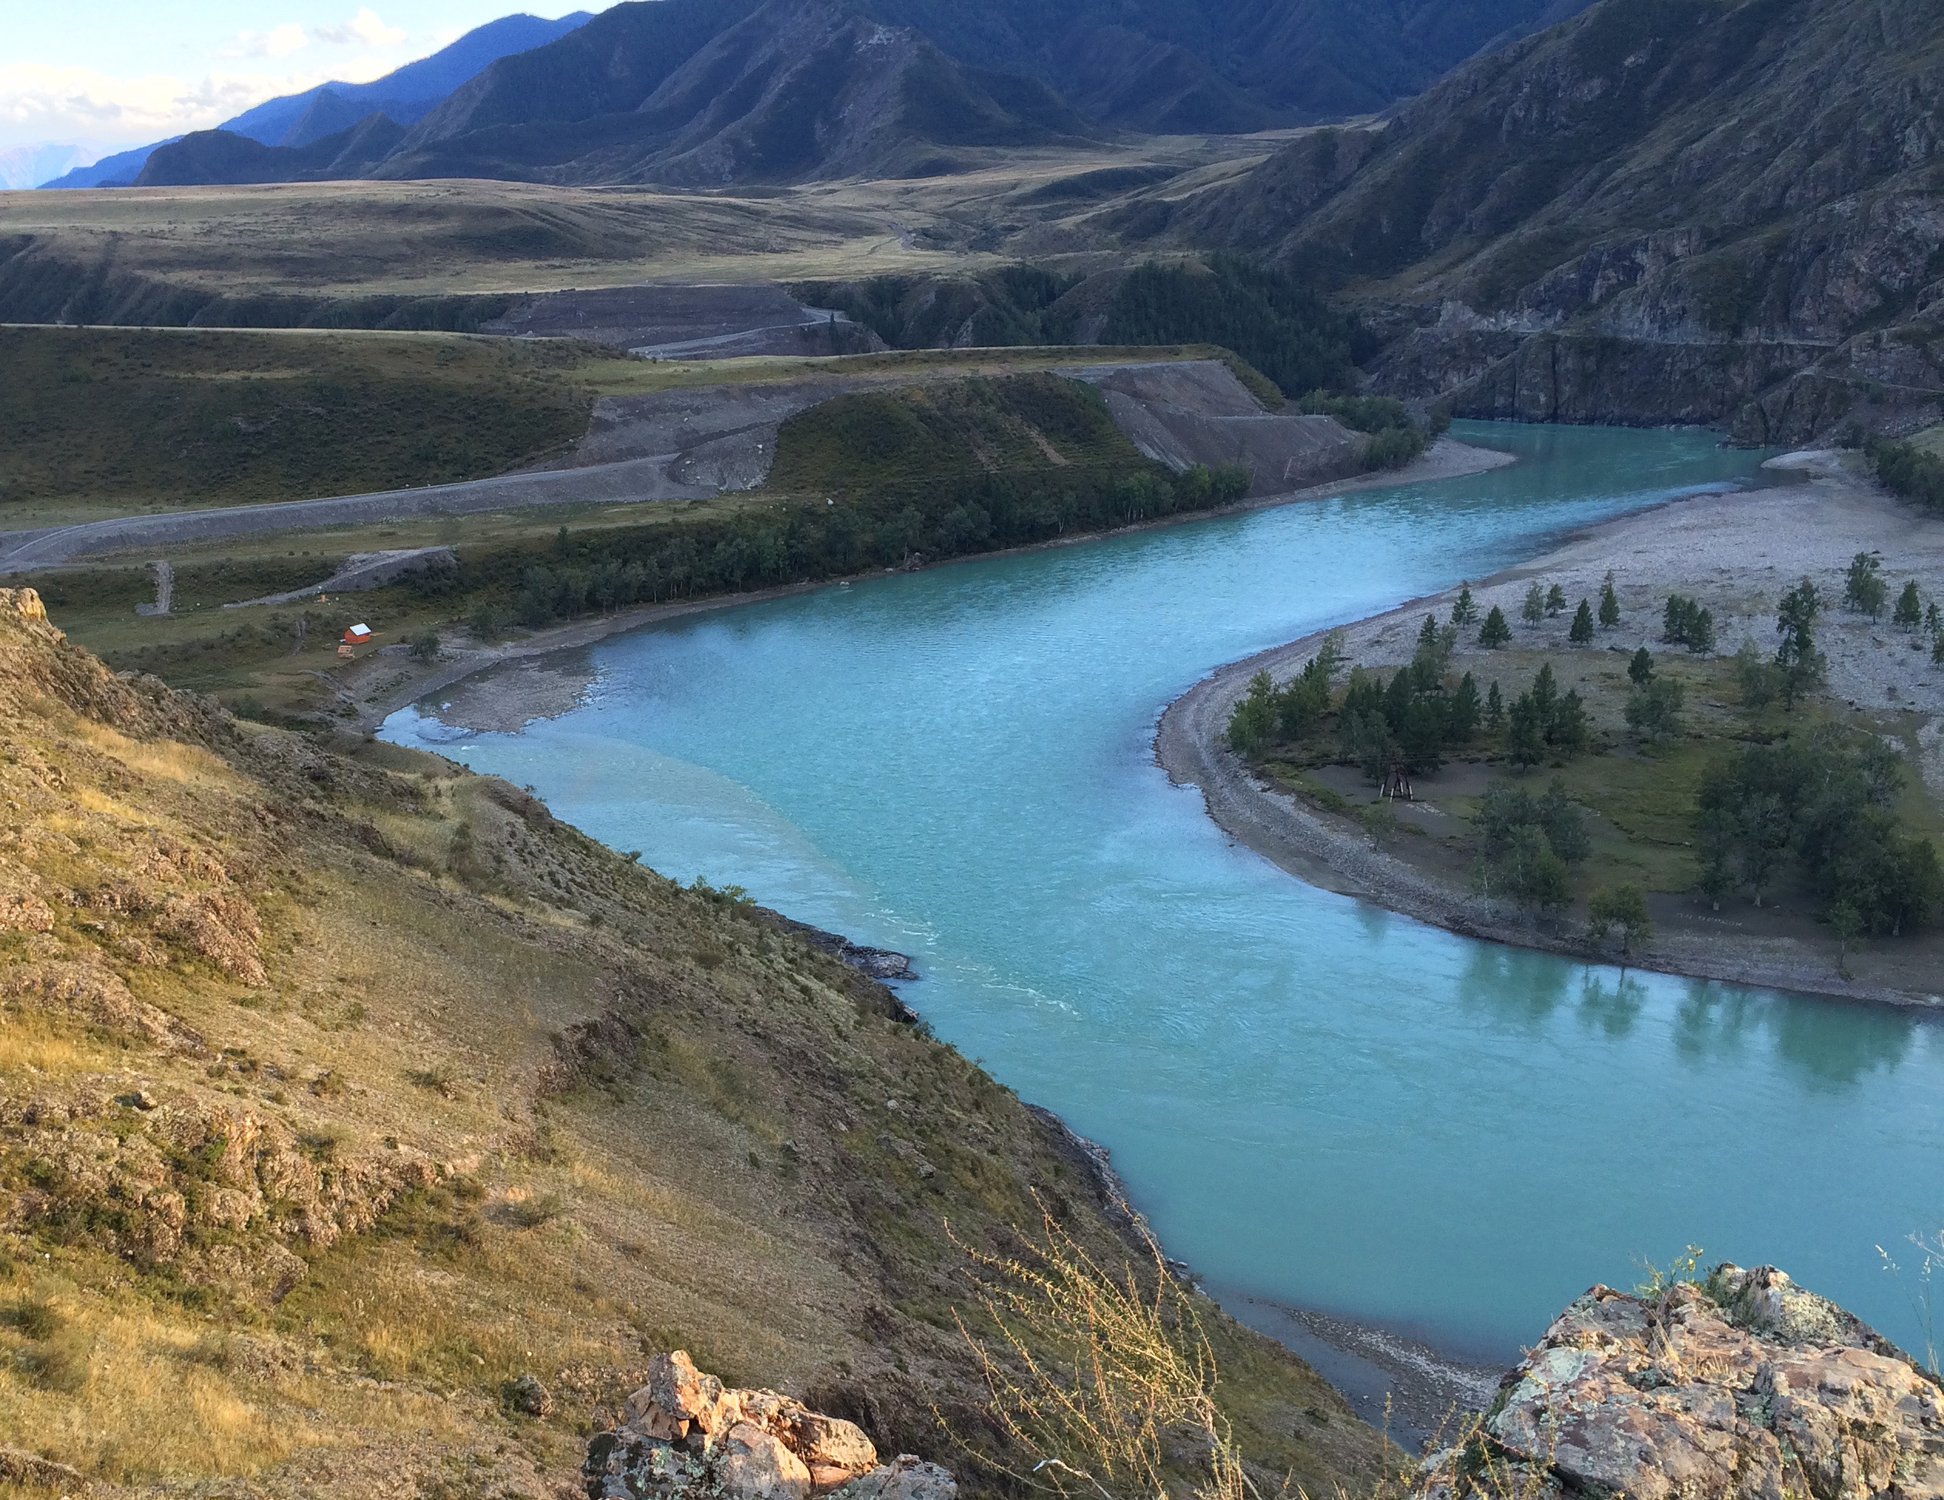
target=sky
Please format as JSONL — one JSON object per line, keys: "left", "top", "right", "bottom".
{"left": 0, "top": 1, "right": 610, "bottom": 157}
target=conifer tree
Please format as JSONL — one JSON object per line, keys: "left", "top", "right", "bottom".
{"left": 1507, "top": 693, "right": 1545, "bottom": 771}
{"left": 1598, "top": 572, "right": 1621, "bottom": 629}
{"left": 1522, "top": 583, "right": 1546, "bottom": 624}
{"left": 1450, "top": 673, "right": 1482, "bottom": 741}
{"left": 1628, "top": 647, "right": 1655, "bottom": 686}
{"left": 1479, "top": 605, "right": 1512, "bottom": 648}
{"left": 1486, "top": 679, "right": 1504, "bottom": 729}
{"left": 1844, "top": 552, "right": 1886, "bottom": 618}
{"left": 1545, "top": 583, "right": 1567, "bottom": 617}
{"left": 1569, "top": 599, "right": 1595, "bottom": 644}
{"left": 1451, "top": 583, "right": 1478, "bottom": 627}
{"left": 1893, "top": 580, "right": 1923, "bottom": 630}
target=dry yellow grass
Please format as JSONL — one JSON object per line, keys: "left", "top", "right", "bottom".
{"left": 0, "top": 593, "right": 1382, "bottom": 1496}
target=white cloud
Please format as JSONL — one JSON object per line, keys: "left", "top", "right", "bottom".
{"left": 223, "top": 23, "right": 313, "bottom": 60}
{"left": 315, "top": 9, "right": 408, "bottom": 49}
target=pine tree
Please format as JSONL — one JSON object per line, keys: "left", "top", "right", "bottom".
{"left": 1549, "top": 689, "right": 1590, "bottom": 755}
{"left": 1927, "top": 602, "right": 1942, "bottom": 633}
{"left": 1479, "top": 605, "right": 1512, "bottom": 648}
{"left": 1688, "top": 607, "right": 1716, "bottom": 655}
{"left": 1598, "top": 572, "right": 1621, "bottom": 629}
{"left": 1545, "top": 583, "right": 1567, "bottom": 617}
{"left": 1569, "top": 599, "right": 1595, "bottom": 644}
{"left": 1628, "top": 647, "right": 1655, "bottom": 685}
{"left": 1449, "top": 672, "right": 1481, "bottom": 741}
{"left": 1485, "top": 679, "right": 1504, "bottom": 729}
{"left": 1451, "top": 583, "right": 1479, "bottom": 627}
{"left": 1775, "top": 577, "right": 1826, "bottom": 709}
{"left": 1522, "top": 584, "right": 1546, "bottom": 624}
{"left": 1935, "top": 629, "right": 1944, "bottom": 666}
{"left": 1530, "top": 662, "right": 1559, "bottom": 724}
{"left": 1893, "top": 580, "right": 1923, "bottom": 630}
{"left": 1507, "top": 693, "right": 1546, "bottom": 771}
{"left": 1844, "top": 552, "right": 1886, "bottom": 618}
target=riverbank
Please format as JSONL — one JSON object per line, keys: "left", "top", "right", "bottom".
{"left": 353, "top": 434, "right": 1518, "bottom": 733}
{"left": 1156, "top": 454, "right": 1944, "bottom": 1010}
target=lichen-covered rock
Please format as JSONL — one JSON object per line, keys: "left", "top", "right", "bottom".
{"left": 1418, "top": 1265, "right": 1944, "bottom": 1500}
{"left": 586, "top": 1355, "right": 944, "bottom": 1500}
{"left": 828, "top": 1456, "right": 957, "bottom": 1500}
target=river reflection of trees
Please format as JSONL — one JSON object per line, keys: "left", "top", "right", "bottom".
{"left": 1459, "top": 950, "right": 1928, "bottom": 1094}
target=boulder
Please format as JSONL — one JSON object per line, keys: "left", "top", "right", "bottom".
{"left": 584, "top": 1354, "right": 949, "bottom": 1500}
{"left": 718, "top": 1421, "right": 813, "bottom": 1500}
{"left": 1417, "top": 1265, "right": 1944, "bottom": 1500}
{"left": 830, "top": 1456, "right": 958, "bottom": 1500}
{"left": 626, "top": 1350, "right": 736, "bottom": 1441}
{"left": 734, "top": 1388, "right": 878, "bottom": 1489}
{"left": 508, "top": 1371, "right": 554, "bottom": 1418}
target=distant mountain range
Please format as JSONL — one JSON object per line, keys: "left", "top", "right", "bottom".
{"left": 0, "top": 144, "right": 89, "bottom": 191}
{"left": 38, "top": 11, "right": 592, "bottom": 189}
{"left": 1179, "top": 0, "right": 1944, "bottom": 443}
{"left": 105, "top": 0, "right": 1595, "bottom": 190}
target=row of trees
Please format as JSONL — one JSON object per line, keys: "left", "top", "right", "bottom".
{"left": 1457, "top": 572, "right": 1625, "bottom": 650}
{"left": 442, "top": 461, "right": 1252, "bottom": 632}
{"left": 1695, "top": 729, "right": 1943, "bottom": 938}
{"left": 1227, "top": 616, "right": 1588, "bottom": 776}
{"left": 1864, "top": 433, "right": 1944, "bottom": 516}
{"left": 1845, "top": 552, "right": 1944, "bottom": 663}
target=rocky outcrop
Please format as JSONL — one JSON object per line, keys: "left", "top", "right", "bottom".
{"left": 1419, "top": 1265, "right": 1944, "bottom": 1499}
{"left": 1204, "top": 0, "right": 1944, "bottom": 443}
{"left": 584, "top": 1353, "right": 957, "bottom": 1500}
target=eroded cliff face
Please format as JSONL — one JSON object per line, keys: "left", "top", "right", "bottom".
{"left": 1418, "top": 1265, "right": 1944, "bottom": 1499}
{"left": 1201, "top": 0, "right": 1944, "bottom": 442}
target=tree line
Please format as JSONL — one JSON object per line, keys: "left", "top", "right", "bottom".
{"left": 1226, "top": 615, "right": 1589, "bottom": 777}
{"left": 435, "top": 461, "right": 1251, "bottom": 634}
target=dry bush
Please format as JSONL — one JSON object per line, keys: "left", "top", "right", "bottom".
{"left": 947, "top": 1204, "right": 1553, "bottom": 1500}
{"left": 947, "top": 1203, "right": 1251, "bottom": 1500}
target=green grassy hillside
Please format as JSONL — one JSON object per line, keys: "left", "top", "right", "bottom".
{"left": 0, "top": 326, "right": 624, "bottom": 525}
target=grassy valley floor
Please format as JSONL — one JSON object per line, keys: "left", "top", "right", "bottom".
{"left": 1159, "top": 455, "right": 1944, "bottom": 1007}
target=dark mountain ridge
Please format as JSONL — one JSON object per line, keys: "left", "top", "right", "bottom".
{"left": 37, "top": 11, "right": 591, "bottom": 188}
{"left": 1184, "top": 0, "right": 1944, "bottom": 442}
{"left": 115, "top": 0, "right": 1604, "bottom": 191}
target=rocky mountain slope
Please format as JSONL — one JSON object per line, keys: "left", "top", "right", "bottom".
{"left": 129, "top": 0, "right": 1596, "bottom": 190}
{"left": 1184, "top": 0, "right": 1944, "bottom": 442}
{"left": 382, "top": 0, "right": 1088, "bottom": 187}
{"left": 0, "top": 588, "right": 1379, "bottom": 1497}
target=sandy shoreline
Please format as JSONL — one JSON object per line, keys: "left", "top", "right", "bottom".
{"left": 1155, "top": 457, "right": 1944, "bottom": 1011}
{"left": 353, "top": 435, "right": 1518, "bottom": 734}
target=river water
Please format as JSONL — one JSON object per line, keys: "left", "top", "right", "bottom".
{"left": 385, "top": 423, "right": 1944, "bottom": 1364}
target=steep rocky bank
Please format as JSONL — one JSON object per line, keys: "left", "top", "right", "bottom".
{"left": 0, "top": 587, "right": 1378, "bottom": 1496}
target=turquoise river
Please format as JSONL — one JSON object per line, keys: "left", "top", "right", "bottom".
{"left": 385, "top": 423, "right": 1944, "bottom": 1366}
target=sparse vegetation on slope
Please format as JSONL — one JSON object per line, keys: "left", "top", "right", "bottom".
{"left": 0, "top": 588, "right": 1380, "bottom": 1495}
